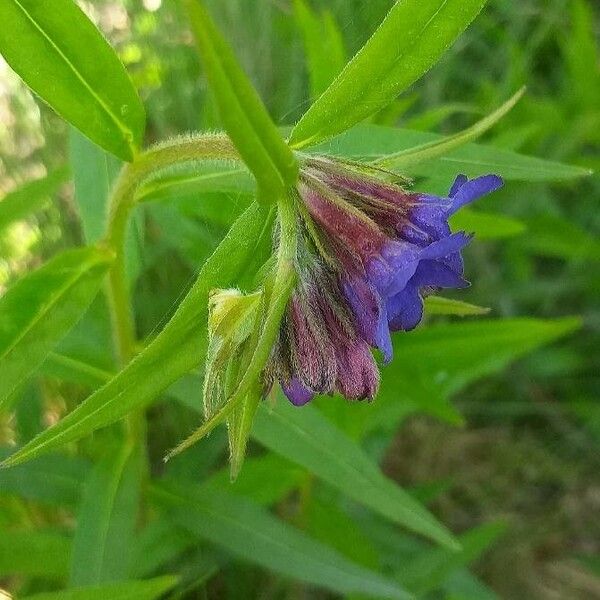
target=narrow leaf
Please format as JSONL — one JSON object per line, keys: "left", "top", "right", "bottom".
{"left": 205, "top": 453, "right": 304, "bottom": 506}
{"left": 424, "top": 296, "right": 490, "bottom": 316}
{"left": 294, "top": 0, "right": 346, "bottom": 99}
{"left": 360, "top": 317, "right": 582, "bottom": 435}
{"left": 21, "top": 577, "right": 178, "bottom": 600}
{"left": 184, "top": 0, "right": 297, "bottom": 195}
{"left": 69, "top": 440, "right": 142, "bottom": 586}
{"left": 0, "top": 167, "right": 69, "bottom": 233}
{"left": 0, "top": 529, "right": 70, "bottom": 578}
{"left": 400, "top": 522, "right": 506, "bottom": 595}
{"left": 377, "top": 87, "right": 525, "bottom": 169}
{"left": 290, "top": 0, "right": 488, "bottom": 148}
{"left": 0, "top": 450, "right": 89, "bottom": 506}
{"left": 312, "top": 125, "right": 592, "bottom": 181}
{"left": 155, "top": 483, "right": 412, "bottom": 600}
{"left": 520, "top": 214, "right": 600, "bottom": 260}
{"left": 252, "top": 400, "right": 458, "bottom": 550}
{"left": 1, "top": 203, "right": 274, "bottom": 467}
{"left": 69, "top": 128, "right": 121, "bottom": 243}
{"left": 0, "top": 246, "right": 113, "bottom": 409}
{"left": 450, "top": 209, "right": 526, "bottom": 240}
{"left": 0, "top": 0, "right": 145, "bottom": 161}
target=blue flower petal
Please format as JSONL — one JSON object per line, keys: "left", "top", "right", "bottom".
{"left": 450, "top": 174, "right": 503, "bottom": 214}
{"left": 282, "top": 377, "right": 314, "bottom": 406}
{"left": 387, "top": 283, "right": 424, "bottom": 332}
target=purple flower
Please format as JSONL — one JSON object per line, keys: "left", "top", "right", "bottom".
{"left": 267, "top": 157, "right": 503, "bottom": 406}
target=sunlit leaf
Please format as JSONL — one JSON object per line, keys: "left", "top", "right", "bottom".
{"left": 313, "top": 125, "right": 592, "bottom": 181}
{"left": 0, "top": 0, "right": 145, "bottom": 160}
{"left": 290, "top": 0, "right": 488, "bottom": 148}
{"left": 377, "top": 87, "right": 525, "bottom": 169}
{"left": 1, "top": 203, "right": 274, "bottom": 467}
{"left": 0, "top": 246, "right": 113, "bottom": 410}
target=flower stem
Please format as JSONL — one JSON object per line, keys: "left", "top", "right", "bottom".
{"left": 103, "top": 133, "right": 242, "bottom": 445}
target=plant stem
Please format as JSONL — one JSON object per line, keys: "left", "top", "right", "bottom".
{"left": 103, "top": 133, "right": 242, "bottom": 444}
{"left": 105, "top": 133, "right": 240, "bottom": 365}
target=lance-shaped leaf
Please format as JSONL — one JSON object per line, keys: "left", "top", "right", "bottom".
{"left": 450, "top": 209, "right": 526, "bottom": 240}
{"left": 0, "top": 0, "right": 145, "bottom": 161}
{"left": 376, "top": 87, "right": 526, "bottom": 169}
{"left": 0, "top": 167, "right": 69, "bottom": 233}
{"left": 0, "top": 450, "right": 89, "bottom": 506}
{"left": 252, "top": 400, "right": 458, "bottom": 550}
{"left": 184, "top": 0, "right": 298, "bottom": 196}
{"left": 311, "top": 125, "right": 592, "bottom": 181}
{"left": 21, "top": 576, "right": 178, "bottom": 600}
{"left": 0, "top": 529, "right": 71, "bottom": 579}
{"left": 1, "top": 203, "right": 274, "bottom": 467}
{"left": 155, "top": 483, "right": 412, "bottom": 600}
{"left": 424, "top": 296, "right": 490, "bottom": 316}
{"left": 0, "top": 246, "right": 113, "bottom": 410}
{"left": 294, "top": 0, "right": 346, "bottom": 99}
{"left": 69, "top": 440, "right": 142, "bottom": 586}
{"left": 290, "top": 0, "right": 488, "bottom": 148}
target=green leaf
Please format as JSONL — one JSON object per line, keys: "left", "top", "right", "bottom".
{"left": 400, "top": 522, "right": 506, "bottom": 595}
{"left": 377, "top": 87, "right": 525, "bottom": 169}
{"left": 21, "top": 576, "right": 178, "bottom": 600}
{"left": 520, "top": 214, "right": 600, "bottom": 260}
{"left": 155, "top": 483, "right": 412, "bottom": 600}
{"left": 305, "top": 496, "right": 381, "bottom": 569}
{"left": 136, "top": 163, "right": 255, "bottom": 208}
{"left": 0, "top": 246, "right": 113, "bottom": 410}
{"left": 1, "top": 203, "right": 274, "bottom": 467}
{"left": 184, "top": 0, "right": 297, "bottom": 196}
{"left": 313, "top": 125, "right": 592, "bottom": 181}
{"left": 42, "top": 352, "right": 113, "bottom": 389}
{"left": 0, "top": 0, "right": 145, "bottom": 161}
{"left": 365, "top": 317, "right": 582, "bottom": 433}
{"left": 450, "top": 208, "right": 526, "bottom": 240}
{"left": 69, "top": 128, "right": 121, "bottom": 244}
{"left": 0, "top": 450, "right": 88, "bottom": 506}
{"left": 252, "top": 400, "right": 459, "bottom": 550}
{"left": 294, "top": 0, "right": 346, "bottom": 99}
{"left": 69, "top": 440, "right": 142, "bottom": 586}
{"left": 131, "top": 520, "right": 194, "bottom": 579}
{"left": 0, "top": 529, "right": 70, "bottom": 578}
{"left": 290, "top": 0, "right": 488, "bottom": 148}
{"left": 205, "top": 453, "right": 304, "bottom": 506}
{"left": 70, "top": 129, "right": 143, "bottom": 282}
{"left": 424, "top": 296, "right": 490, "bottom": 316}
{"left": 0, "top": 167, "right": 69, "bottom": 233}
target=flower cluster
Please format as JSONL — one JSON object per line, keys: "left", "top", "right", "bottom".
{"left": 267, "top": 157, "right": 503, "bottom": 406}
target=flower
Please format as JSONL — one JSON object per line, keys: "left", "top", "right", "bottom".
{"left": 267, "top": 157, "right": 503, "bottom": 406}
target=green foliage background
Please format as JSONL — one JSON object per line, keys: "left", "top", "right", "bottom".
{"left": 0, "top": 0, "right": 598, "bottom": 598}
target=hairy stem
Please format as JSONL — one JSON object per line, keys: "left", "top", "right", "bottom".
{"left": 103, "top": 133, "right": 242, "bottom": 445}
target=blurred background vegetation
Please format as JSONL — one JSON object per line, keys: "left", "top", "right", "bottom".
{"left": 0, "top": 0, "right": 598, "bottom": 598}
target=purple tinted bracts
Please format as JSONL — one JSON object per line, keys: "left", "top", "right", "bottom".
{"left": 267, "top": 156, "right": 503, "bottom": 406}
